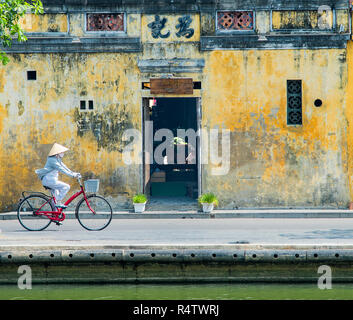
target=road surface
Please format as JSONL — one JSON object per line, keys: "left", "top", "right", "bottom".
{"left": 1, "top": 218, "right": 353, "bottom": 247}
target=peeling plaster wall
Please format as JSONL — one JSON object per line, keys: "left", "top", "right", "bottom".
{"left": 20, "top": 13, "right": 68, "bottom": 33}
{"left": 345, "top": 41, "right": 353, "bottom": 209}
{"left": 272, "top": 10, "right": 333, "bottom": 30}
{"left": 0, "top": 52, "right": 141, "bottom": 211}
{"left": 0, "top": 7, "right": 352, "bottom": 210}
{"left": 202, "top": 49, "right": 349, "bottom": 208}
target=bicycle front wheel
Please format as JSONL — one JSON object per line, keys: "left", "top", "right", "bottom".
{"left": 76, "top": 195, "right": 113, "bottom": 231}
{"left": 17, "top": 194, "right": 53, "bottom": 231}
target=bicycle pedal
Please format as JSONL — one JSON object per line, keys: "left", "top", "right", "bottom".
{"left": 54, "top": 222, "right": 62, "bottom": 226}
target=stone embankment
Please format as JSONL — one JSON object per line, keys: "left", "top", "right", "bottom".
{"left": 1, "top": 245, "right": 353, "bottom": 284}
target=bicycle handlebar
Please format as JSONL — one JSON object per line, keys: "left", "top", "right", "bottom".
{"left": 76, "top": 174, "right": 82, "bottom": 186}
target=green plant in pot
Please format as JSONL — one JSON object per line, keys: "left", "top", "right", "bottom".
{"left": 133, "top": 194, "right": 147, "bottom": 213}
{"left": 198, "top": 193, "right": 219, "bottom": 213}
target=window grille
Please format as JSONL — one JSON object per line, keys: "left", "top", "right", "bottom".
{"left": 217, "top": 11, "right": 254, "bottom": 31}
{"left": 87, "top": 13, "right": 124, "bottom": 32}
{"left": 287, "top": 80, "right": 302, "bottom": 125}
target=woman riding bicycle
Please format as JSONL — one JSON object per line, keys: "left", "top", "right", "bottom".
{"left": 35, "top": 143, "right": 80, "bottom": 209}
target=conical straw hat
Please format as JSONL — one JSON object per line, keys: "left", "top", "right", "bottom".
{"left": 48, "top": 143, "right": 69, "bottom": 156}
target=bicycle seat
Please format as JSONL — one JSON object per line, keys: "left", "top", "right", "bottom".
{"left": 43, "top": 185, "right": 53, "bottom": 191}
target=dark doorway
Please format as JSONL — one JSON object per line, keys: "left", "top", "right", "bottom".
{"left": 144, "top": 97, "right": 199, "bottom": 200}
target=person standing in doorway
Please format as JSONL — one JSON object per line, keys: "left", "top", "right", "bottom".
{"left": 35, "top": 143, "right": 80, "bottom": 209}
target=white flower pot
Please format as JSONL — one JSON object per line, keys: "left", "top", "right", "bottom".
{"left": 134, "top": 202, "right": 146, "bottom": 213}
{"left": 202, "top": 203, "right": 214, "bottom": 213}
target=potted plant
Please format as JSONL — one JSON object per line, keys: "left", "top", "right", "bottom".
{"left": 198, "top": 193, "right": 219, "bottom": 213}
{"left": 133, "top": 194, "right": 147, "bottom": 213}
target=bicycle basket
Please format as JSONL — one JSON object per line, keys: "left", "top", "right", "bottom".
{"left": 84, "top": 179, "right": 100, "bottom": 193}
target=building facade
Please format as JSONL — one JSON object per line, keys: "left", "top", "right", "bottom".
{"left": 1, "top": 0, "right": 353, "bottom": 210}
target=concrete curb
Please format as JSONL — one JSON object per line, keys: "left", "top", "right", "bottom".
{"left": 2, "top": 209, "right": 353, "bottom": 220}
{"left": 2, "top": 246, "right": 353, "bottom": 263}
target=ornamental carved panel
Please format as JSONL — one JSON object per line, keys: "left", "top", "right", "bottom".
{"left": 86, "top": 13, "right": 124, "bottom": 32}
{"left": 217, "top": 11, "right": 254, "bottom": 31}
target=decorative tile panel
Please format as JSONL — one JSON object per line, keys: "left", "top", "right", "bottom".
{"left": 217, "top": 11, "right": 254, "bottom": 31}
{"left": 86, "top": 13, "right": 124, "bottom": 32}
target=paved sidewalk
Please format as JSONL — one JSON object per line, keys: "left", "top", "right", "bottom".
{"left": 2, "top": 208, "right": 353, "bottom": 220}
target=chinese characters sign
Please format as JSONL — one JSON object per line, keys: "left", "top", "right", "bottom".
{"left": 148, "top": 15, "right": 170, "bottom": 38}
{"left": 175, "top": 16, "right": 194, "bottom": 38}
{"left": 144, "top": 14, "right": 199, "bottom": 42}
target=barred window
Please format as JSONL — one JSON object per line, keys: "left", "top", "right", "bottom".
{"left": 80, "top": 100, "right": 86, "bottom": 110}
{"left": 86, "top": 13, "right": 124, "bottom": 32}
{"left": 287, "top": 80, "right": 302, "bottom": 125}
{"left": 217, "top": 11, "right": 254, "bottom": 31}
{"left": 80, "top": 100, "right": 94, "bottom": 111}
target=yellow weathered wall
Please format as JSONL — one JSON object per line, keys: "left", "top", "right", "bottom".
{"left": 272, "top": 10, "right": 333, "bottom": 30}
{"left": 336, "top": 9, "right": 350, "bottom": 33}
{"left": 345, "top": 41, "right": 353, "bottom": 205}
{"left": 0, "top": 52, "right": 141, "bottom": 210}
{"left": 1, "top": 10, "right": 352, "bottom": 210}
{"left": 20, "top": 13, "right": 68, "bottom": 33}
{"left": 202, "top": 49, "right": 349, "bottom": 207}
{"left": 0, "top": 13, "right": 203, "bottom": 211}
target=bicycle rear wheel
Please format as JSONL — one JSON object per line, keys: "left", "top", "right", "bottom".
{"left": 75, "top": 194, "right": 113, "bottom": 231}
{"left": 17, "top": 194, "right": 53, "bottom": 231}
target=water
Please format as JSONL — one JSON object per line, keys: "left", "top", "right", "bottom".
{"left": 1, "top": 283, "right": 353, "bottom": 300}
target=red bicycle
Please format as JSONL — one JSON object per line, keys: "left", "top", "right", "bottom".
{"left": 17, "top": 176, "right": 113, "bottom": 231}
